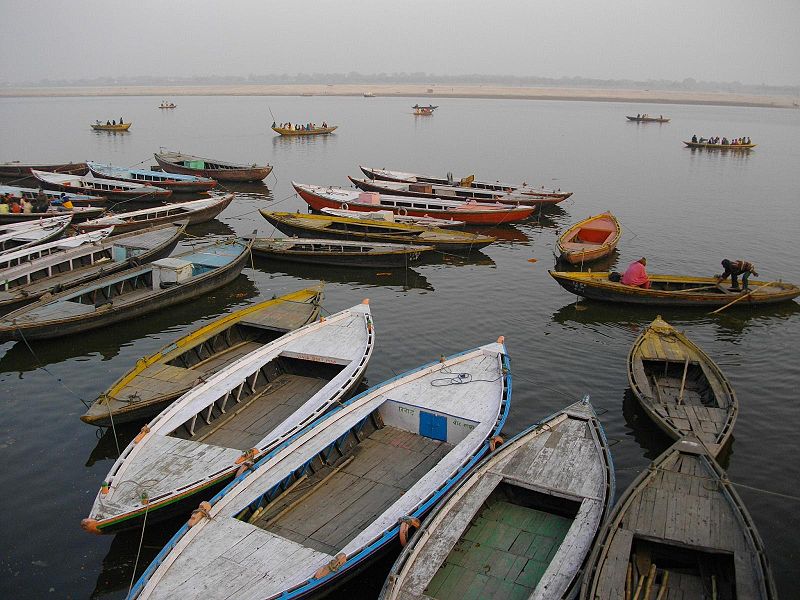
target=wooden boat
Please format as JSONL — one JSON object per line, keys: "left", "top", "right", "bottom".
{"left": 0, "top": 215, "right": 72, "bottom": 255}
{"left": 81, "top": 287, "right": 325, "bottom": 427}
{"left": 91, "top": 122, "right": 132, "bottom": 132}
{"left": 626, "top": 115, "right": 670, "bottom": 123}
{"left": 87, "top": 162, "right": 217, "bottom": 193}
{"left": 363, "top": 92, "right": 375, "bottom": 97}
{"left": 414, "top": 107, "right": 434, "bottom": 115}
{"left": 0, "top": 161, "right": 87, "bottom": 178}
{"left": 321, "top": 207, "right": 465, "bottom": 228}
{"left": 82, "top": 301, "right": 374, "bottom": 534}
{"left": 549, "top": 271, "right": 800, "bottom": 307}
{"left": 159, "top": 102, "right": 177, "bottom": 109}
{"left": 359, "top": 165, "right": 572, "bottom": 201}
{"left": 628, "top": 316, "right": 736, "bottom": 457}
{"left": 76, "top": 194, "right": 235, "bottom": 234}
{"left": 0, "top": 222, "right": 184, "bottom": 312}
{"left": 127, "top": 338, "right": 510, "bottom": 600}
{"left": 31, "top": 170, "right": 172, "bottom": 202}
{"left": 1, "top": 227, "right": 111, "bottom": 270}
{"left": 349, "top": 176, "right": 551, "bottom": 207}
{"left": 556, "top": 212, "right": 622, "bottom": 265}
{"left": 581, "top": 437, "right": 777, "bottom": 599}
{"left": 154, "top": 151, "right": 272, "bottom": 183}
{"left": 381, "top": 396, "right": 614, "bottom": 600}
{"left": 683, "top": 141, "right": 756, "bottom": 150}
{"left": 251, "top": 237, "right": 431, "bottom": 267}
{"left": 0, "top": 184, "right": 107, "bottom": 206}
{"left": 293, "top": 182, "right": 536, "bottom": 226}
{"left": 412, "top": 104, "right": 438, "bottom": 110}
{"left": 0, "top": 237, "right": 249, "bottom": 341}
{"left": 261, "top": 211, "right": 495, "bottom": 252}
{"left": 272, "top": 125, "right": 338, "bottom": 136}
{"left": 0, "top": 204, "right": 104, "bottom": 224}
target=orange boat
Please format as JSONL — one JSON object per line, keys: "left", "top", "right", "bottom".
{"left": 555, "top": 211, "right": 621, "bottom": 264}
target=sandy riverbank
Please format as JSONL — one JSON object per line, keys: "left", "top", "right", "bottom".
{"left": 1, "top": 84, "right": 797, "bottom": 109}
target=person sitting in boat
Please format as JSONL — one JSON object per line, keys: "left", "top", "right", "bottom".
{"left": 621, "top": 257, "right": 651, "bottom": 289}
{"left": 120, "top": 117, "right": 124, "bottom": 124}
{"left": 9, "top": 197, "right": 22, "bottom": 214}
{"left": 33, "top": 187, "right": 49, "bottom": 213}
{"left": 272, "top": 121, "right": 276, "bottom": 127}
{"left": 21, "top": 198, "right": 33, "bottom": 214}
{"left": 637, "top": 114, "right": 641, "bottom": 119}
{"left": 716, "top": 259, "right": 758, "bottom": 291}
{"left": 106, "top": 120, "right": 111, "bottom": 125}
{"left": 691, "top": 134, "right": 698, "bottom": 143}
{"left": 746, "top": 136, "right": 751, "bottom": 144}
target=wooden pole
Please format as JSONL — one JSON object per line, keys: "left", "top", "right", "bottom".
{"left": 678, "top": 355, "right": 690, "bottom": 404}
{"left": 642, "top": 563, "right": 657, "bottom": 600}
{"left": 625, "top": 562, "right": 633, "bottom": 600}
{"left": 654, "top": 570, "right": 670, "bottom": 600}
{"left": 709, "top": 281, "right": 778, "bottom": 315}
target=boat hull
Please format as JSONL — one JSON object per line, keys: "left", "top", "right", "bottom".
{"left": 683, "top": 141, "right": 756, "bottom": 150}
{"left": 0, "top": 162, "right": 88, "bottom": 178}
{"left": 272, "top": 126, "right": 338, "bottom": 136}
{"left": 555, "top": 212, "right": 621, "bottom": 264}
{"left": 251, "top": 238, "right": 428, "bottom": 268}
{"left": 88, "top": 167, "right": 217, "bottom": 193}
{"left": 91, "top": 124, "right": 131, "bottom": 132}
{"left": 154, "top": 154, "right": 272, "bottom": 183}
{"left": 295, "top": 184, "right": 534, "bottom": 226}
{"left": 626, "top": 116, "right": 670, "bottom": 122}
{"left": 549, "top": 271, "right": 800, "bottom": 307}
{"left": 0, "top": 240, "right": 250, "bottom": 341}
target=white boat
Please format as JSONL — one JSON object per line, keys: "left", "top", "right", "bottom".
{"left": 31, "top": 169, "right": 172, "bottom": 201}
{"left": 380, "top": 397, "right": 615, "bottom": 600}
{"left": 128, "top": 338, "right": 511, "bottom": 599}
{"left": 0, "top": 227, "right": 111, "bottom": 271}
{"left": 0, "top": 215, "right": 73, "bottom": 255}
{"left": 320, "top": 207, "right": 465, "bottom": 228}
{"left": 82, "top": 302, "right": 375, "bottom": 535}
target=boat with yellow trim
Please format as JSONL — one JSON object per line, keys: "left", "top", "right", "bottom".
{"left": 549, "top": 271, "right": 800, "bottom": 307}
{"left": 91, "top": 122, "right": 131, "bottom": 132}
{"left": 683, "top": 141, "right": 756, "bottom": 150}
{"left": 555, "top": 211, "right": 621, "bottom": 265}
{"left": 272, "top": 124, "right": 337, "bottom": 136}
{"left": 81, "top": 287, "right": 324, "bottom": 426}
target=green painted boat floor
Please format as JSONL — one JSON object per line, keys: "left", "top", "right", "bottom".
{"left": 424, "top": 500, "right": 573, "bottom": 600}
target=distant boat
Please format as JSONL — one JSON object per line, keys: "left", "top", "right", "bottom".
{"left": 262, "top": 211, "right": 494, "bottom": 252}
{"left": 31, "top": 170, "right": 172, "bottom": 202}
{"left": 0, "top": 222, "right": 184, "bottom": 313}
{"left": 293, "top": 182, "right": 536, "bottom": 225}
{"left": 154, "top": 151, "right": 272, "bottom": 182}
{"left": 628, "top": 316, "right": 737, "bottom": 456}
{"left": 626, "top": 115, "right": 670, "bottom": 122}
{"left": 250, "top": 237, "right": 431, "bottom": 267}
{"left": 413, "top": 106, "right": 434, "bottom": 115}
{"left": 549, "top": 270, "right": 800, "bottom": 307}
{"left": 381, "top": 397, "right": 615, "bottom": 600}
{"left": 91, "top": 122, "right": 131, "bottom": 132}
{"left": 555, "top": 211, "right": 621, "bottom": 265}
{"left": 75, "top": 194, "right": 235, "bottom": 234}
{"left": 272, "top": 124, "right": 338, "bottom": 136}
{"left": 412, "top": 104, "right": 438, "bottom": 111}
{"left": 0, "top": 237, "right": 251, "bottom": 341}
{"left": 158, "top": 101, "right": 176, "bottom": 109}
{"left": 87, "top": 162, "right": 217, "bottom": 193}
{"left": 0, "top": 215, "right": 73, "bottom": 255}
{"left": 127, "top": 338, "right": 510, "bottom": 600}
{"left": 0, "top": 161, "right": 87, "bottom": 178}
{"left": 82, "top": 301, "right": 374, "bottom": 534}
{"left": 581, "top": 437, "right": 777, "bottom": 600}
{"left": 363, "top": 92, "right": 375, "bottom": 97}
{"left": 81, "top": 286, "right": 325, "bottom": 426}
{"left": 683, "top": 141, "right": 756, "bottom": 150}
{"left": 359, "top": 165, "right": 571, "bottom": 202}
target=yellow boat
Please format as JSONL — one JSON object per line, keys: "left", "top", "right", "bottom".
{"left": 91, "top": 122, "right": 131, "bottom": 132}
{"left": 555, "top": 211, "right": 621, "bottom": 265}
{"left": 272, "top": 125, "right": 337, "bottom": 136}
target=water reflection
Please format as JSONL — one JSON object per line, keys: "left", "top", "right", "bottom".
{"left": 252, "top": 255, "right": 433, "bottom": 292}
{"left": 0, "top": 275, "right": 259, "bottom": 373}
{"left": 553, "top": 248, "right": 621, "bottom": 272}
{"left": 471, "top": 225, "right": 529, "bottom": 245}
{"left": 86, "top": 422, "right": 142, "bottom": 466}
{"left": 621, "top": 388, "right": 672, "bottom": 461}
{"left": 418, "top": 249, "right": 495, "bottom": 268}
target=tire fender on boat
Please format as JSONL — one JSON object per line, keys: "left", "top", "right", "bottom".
{"left": 187, "top": 501, "right": 212, "bottom": 527}
{"left": 398, "top": 207, "right": 408, "bottom": 216}
{"left": 398, "top": 515, "right": 421, "bottom": 547}
{"left": 489, "top": 435, "right": 504, "bottom": 451}
{"left": 314, "top": 553, "right": 347, "bottom": 579}
{"left": 341, "top": 202, "right": 348, "bottom": 210}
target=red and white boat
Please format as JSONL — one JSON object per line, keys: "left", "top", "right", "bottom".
{"left": 293, "top": 182, "right": 535, "bottom": 225}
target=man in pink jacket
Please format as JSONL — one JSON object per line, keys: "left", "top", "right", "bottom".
{"left": 621, "top": 257, "right": 651, "bottom": 288}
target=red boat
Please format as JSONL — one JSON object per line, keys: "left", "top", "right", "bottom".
{"left": 293, "top": 182, "right": 535, "bottom": 225}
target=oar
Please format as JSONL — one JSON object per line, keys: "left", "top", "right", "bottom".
{"left": 709, "top": 281, "right": 779, "bottom": 315}
{"left": 674, "top": 285, "right": 720, "bottom": 293}
{"left": 677, "top": 356, "right": 690, "bottom": 405}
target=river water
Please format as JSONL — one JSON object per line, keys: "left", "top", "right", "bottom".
{"left": 0, "top": 95, "right": 798, "bottom": 598}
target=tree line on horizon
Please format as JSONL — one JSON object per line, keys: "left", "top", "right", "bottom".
{"left": 3, "top": 72, "right": 797, "bottom": 96}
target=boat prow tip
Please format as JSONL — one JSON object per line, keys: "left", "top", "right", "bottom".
{"left": 362, "top": 298, "right": 369, "bottom": 305}
{"left": 497, "top": 335, "right": 505, "bottom": 344}
{"left": 81, "top": 518, "right": 102, "bottom": 535}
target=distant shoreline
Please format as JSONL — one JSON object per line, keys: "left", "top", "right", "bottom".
{"left": 1, "top": 84, "right": 797, "bottom": 109}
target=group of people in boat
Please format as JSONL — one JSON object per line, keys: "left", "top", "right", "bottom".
{"left": 0, "top": 189, "right": 72, "bottom": 215}
{"left": 273, "top": 121, "right": 328, "bottom": 131}
{"left": 96, "top": 117, "right": 125, "bottom": 126}
{"left": 691, "top": 134, "right": 751, "bottom": 145}
{"left": 617, "top": 257, "right": 758, "bottom": 292}
{"left": 159, "top": 100, "right": 176, "bottom": 108}
{"left": 635, "top": 114, "right": 663, "bottom": 119}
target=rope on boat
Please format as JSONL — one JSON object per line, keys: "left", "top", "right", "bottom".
{"left": 15, "top": 325, "right": 91, "bottom": 409}
{"left": 128, "top": 495, "right": 150, "bottom": 596}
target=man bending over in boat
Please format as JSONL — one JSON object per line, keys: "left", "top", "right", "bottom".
{"left": 621, "top": 257, "right": 651, "bottom": 289}
{"left": 716, "top": 259, "right": 758, "bottom": 291}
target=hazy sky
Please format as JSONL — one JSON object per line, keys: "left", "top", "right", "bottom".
{"left": 2, "top": 0, "right": 799, "bottom": 86}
